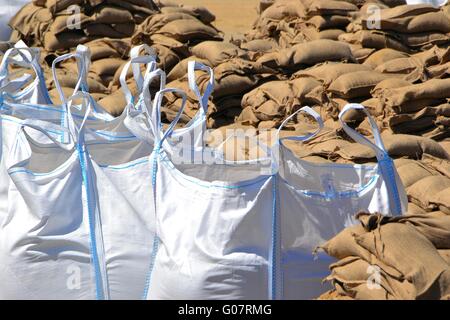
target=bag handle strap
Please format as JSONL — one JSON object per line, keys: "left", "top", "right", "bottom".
{"left": 0, "top": 46, "right": 41, "bottom": 88}
{"left": 51, "top": 45, "right": 91, "bottom": 105}
{"left": 338, "top": 103, "right": 387, "bottom": 160}
{"left": 188, "top": 61, "right": 214, "bottom": 114}
{"left": 119, "top": 56, "right": 158, "bottom": 105}
{"left": 276, "top": 106, "right": 324, "bottom": 143}
{"left": 129, "top": 44, "right": 156, "bottom": 92}
{"left": 151, "top": 88, "right": 187, "bottom": 150}
{"left": 339, "top": 103, "right": 404, "bottom": 215}
{"left": 65, "top": 91, "right": 94, "bottom": 146}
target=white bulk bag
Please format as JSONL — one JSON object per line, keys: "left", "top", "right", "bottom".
{"left": 0, "top": 42, "right": 52, "bottom": 105}
{"left": 144, "top": 89, "right": 276, "bottom": 300}
{"left": 275, "top": 104, "right": 407, "bottom": 300}
{"left": 1, "top": 95, "right": 100, "bottom": 299}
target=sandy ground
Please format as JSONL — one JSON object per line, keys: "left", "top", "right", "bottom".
{"left": 173, "top": 0, "right": 260, "bottom": 37}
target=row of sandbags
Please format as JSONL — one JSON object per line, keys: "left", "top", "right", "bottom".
{"left": 318, "top": 209, "right": 450, "bottom": 300}
{"left": 316, "top": 147, "right": 450, "bottom": 300}
{"left": 234, "top": 1, "right": 450, "bottom": 140}
{"left": 341, "top": 3, "right": 450, "bottom": 54}
{"left": 11, "top": 0, "right": 158, "bottom": 51}
{"left": 7, "top": 0, "right": 226, "bottom": 119}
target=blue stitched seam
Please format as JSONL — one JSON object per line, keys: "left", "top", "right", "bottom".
{"left": 142, "top": 149, "right": 161, "bottom": 299}
{"left": 379, "top": 155, "right": 403, "bottom": 215}
{"left": 99, "top": 158, "right": 149, "bottom": 170}
{"left": 77, "top": 144, "right": 104, "bottom": 300}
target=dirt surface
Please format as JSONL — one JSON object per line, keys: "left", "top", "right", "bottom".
{"left": 174, "top": 0, "right": 260, "bottom": 37}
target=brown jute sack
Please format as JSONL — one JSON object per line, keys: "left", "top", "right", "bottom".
{"left": 349, "top": 45, "right": 376, "bottom": 63}
{"left": 90, "top": 57, "right": 124, "bottom": 77}
{"left": 306, "top": 0, "right": 358, "bottom": 17}
{"left": 167, "top": 57, "right": 210, "bottom": 82}
{"left": 363, "top": 48, "right": 409, "bottom": 69}
{"left": 325, "top": 256, "right": 409, "bottom": 300}
{"left": 338, "top": 30, "right": 410, "bottom": 53}
{"left": 371, "top": 78, "right": 411, "bottom": 97}
{"left": 306, "top": 15, "right": 351, "bottom": 30}
{"left": 258, "top": 40, "right": 354, "bottom": 70}
{"left": 98, "top": 81, "right": 138, "bottom": 116}
{"left": 355, "top": 219, "right": 449, "bottom": 298}
{"left": 375, "top": 57, "right": 426, "bottom": 82}
{"left": 160, "top": 5, "right": 216, "bottom": 24}
{"left": 84, "top": 38, "right": 130, "bottom": 61}
{"left": 258, "top": 0, "right": 306, "bottom": 21}
{"left": 84, "top": 22, "right": 136, "bottom": 38}
{"left": 328, "top": 71, "right": 393, "bottom": 99}
{"left": 156, "top": 18, "right": 221, "bottom": 43}
{"left": 240, "top": 39, "right": 278, "bottom": 53}
{"left": 294, "top": 62, "right": 372, "bottom": 86}
{"left": 191, "top": 41, "right": 246, "bottom": 66}
{"left": 397, "top": 161, "right": 438, "bottom": 188}
{"left": 398, "top": 32, "right": 450, "bottom": 49}
{"left": 43, "top": 31, "right": 93, "bottom": 51}
{"left": 291, "top": 77, "right": 323, "bottom": 103}
{"left": 335, "top": 133, "right": 450, "bottom": 161}
{"left": 361, "top": 11, "right": 450, "bottom": 34}
{"left": 397, "top": 211, "right": 450, "bottom": 250}
{"left": 407, "top": 176, "right": 450, "bottom": 211}
{"left": 380, "top": 79, "right": 450, "bottom": 107}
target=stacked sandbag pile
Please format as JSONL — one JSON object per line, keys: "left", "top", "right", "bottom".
{"left": 162, "top": 57, "right": 280, "bottom": 128}
{"left": 10, "top": 0, "right": 159, "bottom": 52}
{"left": 48, "top": 38, "right": 131, "bottom": 108}
{"left": 131, "top": 1, "right": 222, "bottom": 72}
{"left": 340, "top": 3, "right": 450, "bottom": 54}
{"left": 318, "top": 200, "right": 450, "bottom": 299}
{"left": 247, "top": 0, "right": 358, "bottom": 46}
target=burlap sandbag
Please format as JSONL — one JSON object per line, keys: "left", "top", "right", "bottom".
{"left": 361, "top": 8, "right": 450, "bottom": 34}
{"left": 240, "top": 39, "right": 278, "bottom": 53}
{"left": 199, "top": 58, "right": 277, "bottom": 100}
{"left": 408, "top": 176, "right": 450, "bottom": 211}
{"left": 49, "top": 69, "right": 108, "bottom": 94}
{"left": 191, "top": 41, "right": 246, "bottom": 66}
{"left": 335, "top": 133, "right": 450, "bottom": 161}
{"left": 257, "top": 0, "right": 306, "bottom": 22}
{"left": 83, "top": 38, "right": 130, "bottom": 61}
{"left": 9, "top": 3, "right": 52, "bottom": 41}
{"left": 349, "top": 45, "right": 376, "bottom": 63}
{"left": 397, "top": 161, "right": 438, "bottom": 188}
{"left": 294, "top": 62, "right": 372, "bottom": 86}
{"left": 355, "top": 215, "right": 450, "bottom": 299}
{"left": 375, "top": 57, "right": 426, "bottom": 82}
{"left": 258, "top": 39, "right": 354, "bottom": 71}
{"left": 305, "top": 0, "right": 358, "bottom": 17}
{"left": 339, "top": 30, "right": 410, "bottom": 53}
{"left": 131, "top": 12, "right": 198, "bottom": 43}
{"left": 325, "top": 256, "right": 411, "bottom": 300}
{"left": 363, "top": 48, "right": 409, "bottom": 69}
{"left": 156, "top": 18, "right": 221, "bottom": 43}
{"left": 98, "top": 80, "right": 138, "bottom": 116}
{"left": 306, "top": 14, "right": 351, "bottom": 30}
{"left": 386, "top": 104, "right": 450, "bottom": 134}
{"left": 84, "top": 22, "right": 135, "bottom": 38}
{"left": 328, "top": 71, "right": 393, "bottom": 99}
{"left": 159, "top": 5, "right": 216, "bottom": 24}
{"left": 43, "top": 31, "right": 93, "bottom": 51}
{"left": 371, "top": 78, "right": 411, "bottom": 97}
{"left": 167, "top": 56, "right": 210, "bottom": 82}
{"left": 378, "top": 79, "right": 450, "bottom": 107}
{"left": 291, "top": 77, "right": 323, "bottom": 104}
